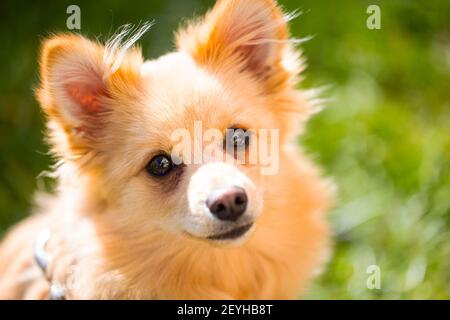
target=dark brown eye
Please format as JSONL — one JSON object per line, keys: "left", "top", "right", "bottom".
{"left": 146, "top": 155, "right": 173, "bottom": 177}
{"left": 226, "top": 128, "right": 250, "bottom": 151}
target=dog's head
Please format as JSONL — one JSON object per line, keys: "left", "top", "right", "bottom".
{"left": 37, "top": 0, "right": 308, "bottom": 245}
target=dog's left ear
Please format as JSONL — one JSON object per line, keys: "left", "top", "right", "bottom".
{"left": 177, "top": 0, "right": 297, "bottom": 90}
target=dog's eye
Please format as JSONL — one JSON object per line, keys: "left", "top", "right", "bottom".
{"left": 226, "top": 128, "right": 250, "bottom": 150}
{"left": 232, "top": 130, "right": 247, "bottom": 148}
{"left": 146, "top": 155, "right": 173, "bottom": 177}
{"left": 225, "top": 128, "right": 251, "bottom": 163}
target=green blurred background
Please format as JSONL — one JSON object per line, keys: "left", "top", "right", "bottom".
{"left": 0, "top": 0, "right": 449, "bottom": 299}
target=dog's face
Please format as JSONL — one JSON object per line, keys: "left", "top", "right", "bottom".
{"left": 37, "top": 0, "right": 306, "bottom": 245}
{"left": 106, "top": 53, "right": 271, "bottom": 245}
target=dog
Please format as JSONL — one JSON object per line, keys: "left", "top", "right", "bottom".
{"left": 0, "top": 0, "right": 333, "bottom": 299}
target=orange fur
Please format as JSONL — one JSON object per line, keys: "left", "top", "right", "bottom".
{"left": 0, "top": 0, "right": 333, "bottom": 299}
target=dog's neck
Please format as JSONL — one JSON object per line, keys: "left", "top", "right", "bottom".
{"left": 53, "top": 162, "right": 110, "bottom": 214}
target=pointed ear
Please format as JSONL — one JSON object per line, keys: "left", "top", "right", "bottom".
{"left": 38, "top": 35, "right": 108, "bottom": 126}
{"left": 37, "top": 34, "right": 143, "bottom": 159}
{"left": 177, "top": 0, "right": 296, "bottom": 88}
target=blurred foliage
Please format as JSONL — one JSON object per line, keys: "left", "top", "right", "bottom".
{"left": 0, "top": 0, "right": 449, "bottom": 299}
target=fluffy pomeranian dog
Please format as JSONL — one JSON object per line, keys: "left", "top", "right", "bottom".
{"left": 0, "top": 0, "right": 333, "bottom": 299}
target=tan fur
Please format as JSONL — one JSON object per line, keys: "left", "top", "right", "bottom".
{"left": 0, "top": 0, "right": 333, "bottom": 299}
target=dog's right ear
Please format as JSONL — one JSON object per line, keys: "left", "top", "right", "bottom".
{"left": 38, "top": 35, "right": 108, "bottom": 126}
{"left": 37, "top": 34, "right": 143, "bottom": 161}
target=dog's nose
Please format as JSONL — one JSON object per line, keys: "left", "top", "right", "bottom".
{"left": 207, "top": 187, "right": 248, "bottom": 221}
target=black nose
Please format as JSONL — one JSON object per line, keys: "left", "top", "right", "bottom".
{"left": 207, "top": 187, "right": 248, "bottom": 221}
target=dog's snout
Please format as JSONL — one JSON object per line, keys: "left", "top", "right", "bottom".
{"left": 207, "top": 187, "right": 248, "bottom": 221}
